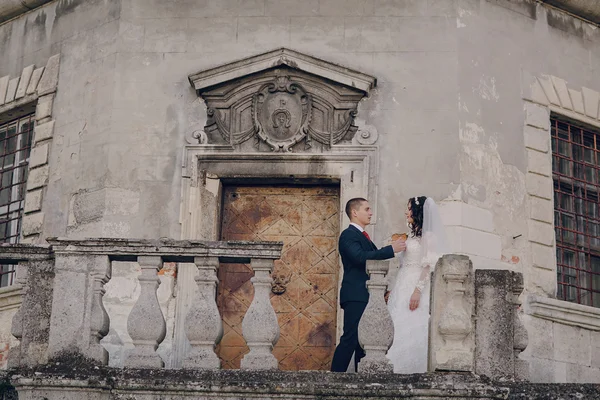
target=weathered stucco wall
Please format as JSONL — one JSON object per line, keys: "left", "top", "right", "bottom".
{"left": 0, "top": 0, "right": 599, "bottom": 383}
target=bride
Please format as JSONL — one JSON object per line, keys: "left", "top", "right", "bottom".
{"left": 386, "top": 196, "right": 448, "bottom": 373}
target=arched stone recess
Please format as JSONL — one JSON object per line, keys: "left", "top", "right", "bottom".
{"left": 0, "top": 54, "right": 61, "bottom": 244}
{"left": 521, "top": 70, "right": 600, "bottom": 330}
{"left": 174, "top": 48, "right": 379, "bottom": 368}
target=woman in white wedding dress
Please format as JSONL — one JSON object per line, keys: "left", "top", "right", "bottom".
{"left": 386, "top": 196, "right": 448, "bottom": 373}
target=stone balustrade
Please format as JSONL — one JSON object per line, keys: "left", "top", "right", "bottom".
{"left": 4, "top": 240, "right": 528, "bottom": 378}
{"left": 427, "top": 254, "right": 529, "bottom": 379}
{"left": 0, "top": 243, "right": 54, "bottom": 368}
{"left": 357, "top": 254, "right": 529, "bottom": 379}
{"left": 3, "top": 238, "right": 283, "bottom": 370}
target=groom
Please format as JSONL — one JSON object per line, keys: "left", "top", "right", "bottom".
{"left": 330, "top": 197, "right": 406, "bottom": 372}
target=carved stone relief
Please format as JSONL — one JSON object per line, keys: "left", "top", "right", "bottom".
{"left": 197, "top": 66, "right": 370, "bottom": 152}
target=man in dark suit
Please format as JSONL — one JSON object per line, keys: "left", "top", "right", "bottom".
{"left": 330, "top": 197, "right": 406, "bottom": 372}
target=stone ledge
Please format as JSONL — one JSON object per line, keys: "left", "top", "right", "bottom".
{"left": 0, "top": 243, "right": 53, "bottom": 262}
{"left": 525, "top": 294, "right": 600, "bottom": 331}
{"left": 541, "top": 0, "right": 600, "bottom": 26}
{"left": 45, "top": 237, "right": 283, "bottom": 261}
{"left": 7, "top": 367, "right": 600, "bottom": 399}
{"left": 0, "top": 1, "right": 53, "bottom": 24}
{"left": 0, "top": 283, "right": 21, "bottom": 312}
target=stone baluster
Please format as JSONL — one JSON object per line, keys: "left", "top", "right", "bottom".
{"left": 512, "top": 272, "right": 529, "bottom": 380}
{"left": 183, "top": 256, "right": 223, "bottom": 369}
{"left": 357, "top": 259, "right": 394, "bottom": 373}
{"left": 429, "top": 255, "right": 474, "bottom": 372}
{"left": 240, "top": 258, "right": 279, "bottom": 370}
{"left": 88, "top": 257, "right": 111, "bottom": 364}
{"left": 7, "top": 261, "right": 28, "bottom": 368}
{"left": 125, "top": 256, "right": 166, "bottom": 368}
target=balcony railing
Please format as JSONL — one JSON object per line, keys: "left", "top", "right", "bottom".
{"left": 4, "top": 238, "right": 283, "bottom": 370}
{"left": 2, "top": 238, "right": 527, "bottom": 381}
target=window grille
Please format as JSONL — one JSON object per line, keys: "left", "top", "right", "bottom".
{"left": 0, "top": 113, "right": 34, "bottom": 288}
{"left": 552, "top": 116, "right": 600, "bottom": 308}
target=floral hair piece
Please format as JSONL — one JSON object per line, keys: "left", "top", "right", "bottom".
{"left": 414, "top": 197, "right": 419, "bottom": 206}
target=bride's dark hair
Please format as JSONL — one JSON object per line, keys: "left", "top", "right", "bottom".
{"left": 408, "top": 196, "right": 427, "bottom": 238}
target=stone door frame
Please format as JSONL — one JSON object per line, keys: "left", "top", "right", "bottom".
{"left": 171, "top": 144, "right": 379, "bottom": 367}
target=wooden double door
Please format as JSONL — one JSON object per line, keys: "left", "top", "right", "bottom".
{"left": 217, "top": 185, "right": 340, "bottom": 370}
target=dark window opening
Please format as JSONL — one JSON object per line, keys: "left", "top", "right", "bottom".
{"left": 0, "top": 112, "right": 35, "bottom": 288}
{"left": 552, "top": 116, "right": 600, "bottom": 308}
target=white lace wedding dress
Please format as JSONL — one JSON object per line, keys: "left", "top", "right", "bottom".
{"left": 386, "top": 236, "right": 430, "bottom": 373}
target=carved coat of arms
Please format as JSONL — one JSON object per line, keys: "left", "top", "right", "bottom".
{"left": 253, "top": 75, "right": 311, "bottom": 152}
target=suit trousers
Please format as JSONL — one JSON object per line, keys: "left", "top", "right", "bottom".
{"left": 330, "top": 301, "right": 367, "bottom": 372}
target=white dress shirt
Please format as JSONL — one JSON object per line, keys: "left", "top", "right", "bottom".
{"left": 350, "top": 222, "right": 364, "bottom": 232}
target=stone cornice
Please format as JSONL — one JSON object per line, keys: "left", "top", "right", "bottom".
{"left": 1, "top": 1, "right": 599, "bottom": 29}
{"left": 541, "top": 0, "right": 600, "bottom": 25}
{"left": 188, "top": 48, "right": 377, "bottom": 94}
{"left": 525, "top": 294, "right": 600, "bottom": 331}
{"left": 0, "top": 0, "right": 53, "bottom": 24}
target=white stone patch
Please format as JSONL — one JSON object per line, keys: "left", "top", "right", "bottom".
{"left": 458, "top": 8, "right": 473, "bottom": 17}
{"left": 462, "top": 183, "right": 482, "bottom": 197}
{"left": 488, "top": 135, "right": 498, "bottom": 152}
{"left": 462, "top": 144, "right": 485, "bottom": 170}
{"left": 459, "top": 122, "right": 484, "bottom": 144}
{"left": 476, "top": 75, "right": 499, "bottom": 101}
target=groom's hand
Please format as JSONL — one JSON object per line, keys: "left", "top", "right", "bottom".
{"left": 391, "top": 238, "right": 406, "bottom": 253}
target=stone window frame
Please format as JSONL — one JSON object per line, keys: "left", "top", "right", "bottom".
{"left": 0, "top": 55, "right": 60, "bottom": 246}
{"left": 522, "top": 71, "right": 600, "bottom": 330}
{"left": 550, "top": 116, "right": 600, "bottom": 307}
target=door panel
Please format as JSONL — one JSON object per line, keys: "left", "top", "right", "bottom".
{"left": 217, "top": 185, "right": 340, "bottom": 370}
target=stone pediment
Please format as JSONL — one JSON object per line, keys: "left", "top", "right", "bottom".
{"left": 188, "top": 48, "right": 377, "bottom": 152}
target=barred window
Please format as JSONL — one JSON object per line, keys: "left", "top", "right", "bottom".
{"left": 0, "top": 112, "right": 35, "bottom": 288}
{"left": 552, "top": 116, "right": 600, "bottom": 308}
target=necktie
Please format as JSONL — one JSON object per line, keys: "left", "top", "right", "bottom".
{"left": 362, "top": 231, "right": 371, "bottom": 241}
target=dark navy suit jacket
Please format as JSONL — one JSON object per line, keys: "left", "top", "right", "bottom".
{"left": 338, "top": 225, "right": 395, "bottom": 304}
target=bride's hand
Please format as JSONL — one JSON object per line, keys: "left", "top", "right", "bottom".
{"left": 409, "top": 289, "right": 421, "bottom": 311}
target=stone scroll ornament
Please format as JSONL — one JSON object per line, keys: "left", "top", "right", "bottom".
{"left": 252, "top": 75, "right": 312, "bottom": 152}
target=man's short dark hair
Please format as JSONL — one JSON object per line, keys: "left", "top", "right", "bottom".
{"left": 345, "top": 197, "right": 367, "bottom": 219}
